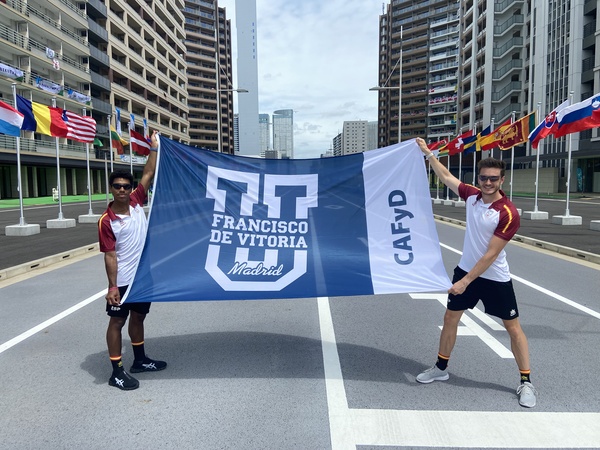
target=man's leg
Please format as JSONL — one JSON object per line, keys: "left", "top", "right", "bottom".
{"left": 107, "top": 316, "right": 139, "bottom": 390}
{"left": 417, "top": 309, "right": 464, "bottom": 383}
{"left": 128, "top": 310, "right": 167, "bottom": 373}
{"left": 503, "top": 317, "right": 537, "bottom": 407}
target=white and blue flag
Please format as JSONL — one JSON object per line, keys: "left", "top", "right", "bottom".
{"left": 123, "top": 138, "right": 451, "bottom": 303}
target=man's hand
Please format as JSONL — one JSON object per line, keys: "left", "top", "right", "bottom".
{"left": 448, "top": 278, "right": 469, "bottom": 296}
{"left": 106, "top": 289, "right": 121, "bottom": 306}
{"left": 150, "top": 130, "right": 159, "bottom": 149}
{"left": 416, "top": 137, "right": 431, "bottom": 156}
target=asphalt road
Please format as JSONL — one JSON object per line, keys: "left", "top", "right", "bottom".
{"left": 1, "top": 220, "right": 599, "bottom": 449}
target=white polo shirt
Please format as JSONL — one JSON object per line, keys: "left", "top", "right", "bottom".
{"left": 457, "top": 183, "right": 520, "bottom": 282}
{"left": 98, "top": 185, "right": 148, "bottom": 287}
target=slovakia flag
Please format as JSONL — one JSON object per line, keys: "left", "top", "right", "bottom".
{"left": 528, "top": 100, "right": 569, "bottom": 149}
{"left": 554, "top": 93, "right": 600, "bottom": 138}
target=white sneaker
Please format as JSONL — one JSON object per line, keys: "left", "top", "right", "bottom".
{"left": 517, "top": 382, "right": 537, "bottom": 408}
{"left": 416, "top": 365, "right": 449, "bottom": 384}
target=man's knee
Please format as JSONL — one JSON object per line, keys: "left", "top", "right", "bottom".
{"left": 443, "top": 309, "right": 463, "bottom": 327}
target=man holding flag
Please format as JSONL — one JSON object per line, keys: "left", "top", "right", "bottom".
{"left": 414, "top": 137, "right": 537, "bottom": 408}
{"left": 98, "top": 130, "right": 166, "bottom": 391}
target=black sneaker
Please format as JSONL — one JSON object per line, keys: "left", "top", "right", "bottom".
{"left": 108, "top": 370, "right": 139, "bottom": 390}
{"left": 130, "top": 357, "right": 167, "bottom": 373}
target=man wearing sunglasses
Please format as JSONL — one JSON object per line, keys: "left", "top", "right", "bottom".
{"left": 414, "top": 137, "right": 536, "bottom": 408}
{"left": 98, "top": 130, "right": 167, "bottom": 390}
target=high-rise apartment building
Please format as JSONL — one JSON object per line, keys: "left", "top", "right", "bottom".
{"left": 235, "top": 0, "right": 260, "bottom": 156}
{"left": 0, "top": 0, "right": 189, "bottom": 199}
{"left": 272, "top": 109, "right": 294, "bottom": 159}
{"left": 341, "top": 120, "right": 378, "bottom": 155}
{"left": 183, "top": 1, "right": 234, "bottom": 153}
{"left": 259, "top": 113, "right": 270, "bottom": 153}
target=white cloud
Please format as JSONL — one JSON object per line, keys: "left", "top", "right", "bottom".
{"left": 217, "top": 0, "right": 382, "bottom": 158}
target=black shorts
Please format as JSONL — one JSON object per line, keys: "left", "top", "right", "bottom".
{"left": 106, "top": 286, "right": 151, "bottom": 318}
{"left": 447, "top": 266, "right": 519, "bottom": 320}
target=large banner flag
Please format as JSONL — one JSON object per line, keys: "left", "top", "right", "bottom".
{"left": 123, "top": 138, "right": 451, "bottom": 303}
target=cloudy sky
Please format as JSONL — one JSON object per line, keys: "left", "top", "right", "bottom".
{"left": 217, "top": 0, "right": 384, "bottom": 158}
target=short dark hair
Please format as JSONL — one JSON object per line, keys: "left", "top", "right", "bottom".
{"left": 478, "top": 157, "right": 505, "bottom": 177}
{"left": 109, "top": 170, "right": 133, "bottom": 186}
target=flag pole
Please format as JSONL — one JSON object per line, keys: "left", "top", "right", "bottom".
{"left": 509, "top": 111, "right": 516, "bottom": 201}
{"left": 4, "top": 84, "right": 41, "bottom": 236}
{"left": 104, "top": 151, "right": 109, "bottom": 206}
{"left": 52, "top": 97, "right": 64, "bottom": 220}
{"left": 471, "top": 124, "right": 477, "bottom": 184}
{"left": 129, "top": 119, "right": 134, "bottom": 175}
{"left": 564, "top": 91, "right": 574, "bottom": 217}
{"left": 533, "top": 102, "right": 541, "bottom": 212}
{"left": 487, "top": 118, "right": 494, "bottom": 158}
{"left": 107, "top": 114, "right": 114, "bottom": 173}
{"left": 84, "top": 107, "right": 93, "bottom": 216}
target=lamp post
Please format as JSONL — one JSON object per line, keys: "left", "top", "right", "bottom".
{"left": 370, "top": 26, "right": 402, "bottom": 144}
{"left": 214, "top": 88, "right": 248, "bottom": 153}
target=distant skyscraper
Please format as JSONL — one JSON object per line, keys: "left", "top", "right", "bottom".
{"left": 259, "top": 113, "right": 270, "bottom": 153}
{"left": 235, "top": 0, "right": 260, "bottom": 156}
{"left": 233, "top": 114, "right": 240, "bottom": 154}
{"left": 342, "top": 120, "right": 377, "bottom": 155}
{"left": 272, "top": 109, "right": 294, "bottom": 159}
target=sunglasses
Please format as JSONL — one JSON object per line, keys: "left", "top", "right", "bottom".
{"left": 478, "top": 175, "right": 501, "bottom": 183}
{"left": 112, "top": 183, "right": 132, "bottom": 190}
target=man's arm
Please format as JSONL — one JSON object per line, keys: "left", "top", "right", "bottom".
{"left": 416, "top": 137, "right": 461, "bottom": 197}
{"left": 104, "top": 251, "right": 120, "bottom": 305}
{"left": 139, "top": 130, "right": 159, "bottom": 192}
{"left": 449, "top": 235, "right": 510, "bottom": 295}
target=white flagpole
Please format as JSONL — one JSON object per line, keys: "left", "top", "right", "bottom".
{"left": 107, "top": 114, "right": 114, "bottom": 173}
{"left": 509, "top": 111, "right": 516, "bottom": 201}
{"left": 533, "top": 102, "right": 541, "bottom": 212}
{"left": 445, "top": 155, "right": 451, "bottom": 201}
{"left": 564, "top": 91, "right": 574, "bottom": 217}
{"left": 129, "top": 119, "right": 133, "bottom": 175}
{"left": 83, "top": 107, "right": 93, "bottom": 215}
{"left": 12, "top": 84, "right": 25, "bottom": 226}
{"left": 52, "top": 97, "right": 64, "bottom": 220}
{"left": 471, "top": 124, "right": 477, "bottom": 184}
{"left": 487, "top": 118, "right": 494, "bottom": 158}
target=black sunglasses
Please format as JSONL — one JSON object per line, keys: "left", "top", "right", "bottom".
{"left": 478, "top": 175, "right": 500, "bottom": 183}
{"left": 112, "top": 183, "right": 132, "bottom": 190}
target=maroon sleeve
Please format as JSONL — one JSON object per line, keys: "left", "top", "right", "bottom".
{"left": 98, "top": 213, "right": 116, "bottom": 253}
{"left": 458, "top": 182, "right": 480, "bottom": 201}
{"left": 494, "top": 203, "right": 520, "bottom": 241}
{"left": 130, "top": 183, "right": 147, "bottom": 208}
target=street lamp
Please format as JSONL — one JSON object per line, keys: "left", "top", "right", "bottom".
{"left": 370, "top": 26, "right": 403, "bottom": 144}
{"left": 214, "top": 88, "right": 248, "bottom": 153}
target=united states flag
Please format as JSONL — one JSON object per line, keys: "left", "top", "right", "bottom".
{"left": 62, "top": 110, "right": 96, "bottom": 143}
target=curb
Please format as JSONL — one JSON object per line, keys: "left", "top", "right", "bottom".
{"left": 434, "top": 214, "right": 600, "bottom": 266}
{"left": 0, "top": 243, "right": 99, "bottom": 282}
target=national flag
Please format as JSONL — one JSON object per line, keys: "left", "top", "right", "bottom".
{"left": 463, "top": 134, "right": 478, "bottom": 154}
{"left": 62, "top": 110, "right": 96, "bottom": 143}
{"left": 427, "top": 139, "right": 447, "bottom": 150}
{"left": 110, "top": 124, "right": 127, "bottom": 155}
{"left": 478, "top": 118, "right": 512, "bottom": 150}
{"left": 528, "top": 100, "right": 570, "bottom": 149}
{"left": 498, "top": 112, "right": 537, "bottom": 150}
{"left": 121, "top": 137, "right": 451, "bottom": 303}
{"left": 554, "top": 93, "right": 600, "bottom": 138}
{"left": 16, "top": 95, "right": 68, "bottom": 138}
{"left": 447, "top": 130, "right": 474, "bottom": 155}
{"left": 130, "top": 128, "right": 151, "bottom": 156}
{"left": 475, "top": 124, "right": 491, "bottom": 151}
{"left": 0, "top": 100, "right": 24, "bottom": 136}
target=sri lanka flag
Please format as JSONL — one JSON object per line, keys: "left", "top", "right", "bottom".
{"left": 528, "top": 100, "right": 569, "bottom": 148}
{"left": 16, "top": 95, "right": 68, "bottom": 137}
{"left": 554, "top": 93, "right": 600, "bottom": 138}
{"left": 0, "top": 100, "right": 24, "bottom": 136}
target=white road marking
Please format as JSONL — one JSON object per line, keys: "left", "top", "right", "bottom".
{"left": 0, "top": 290, "right": 105, "bottom": 355}
{"left": 318, "top": 295, "right": 600, "bottom": 449}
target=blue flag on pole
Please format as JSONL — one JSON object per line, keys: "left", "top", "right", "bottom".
{"left": 123, "top": 138, "right": 451, "bottom": 303}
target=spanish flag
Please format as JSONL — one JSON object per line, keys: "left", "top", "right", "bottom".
{"left": 16, "top": 95, "right": 68, "bottom": 137}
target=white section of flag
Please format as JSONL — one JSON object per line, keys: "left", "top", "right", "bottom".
{"left": 64, "top": 111, "right": 96, "bottom": 143}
